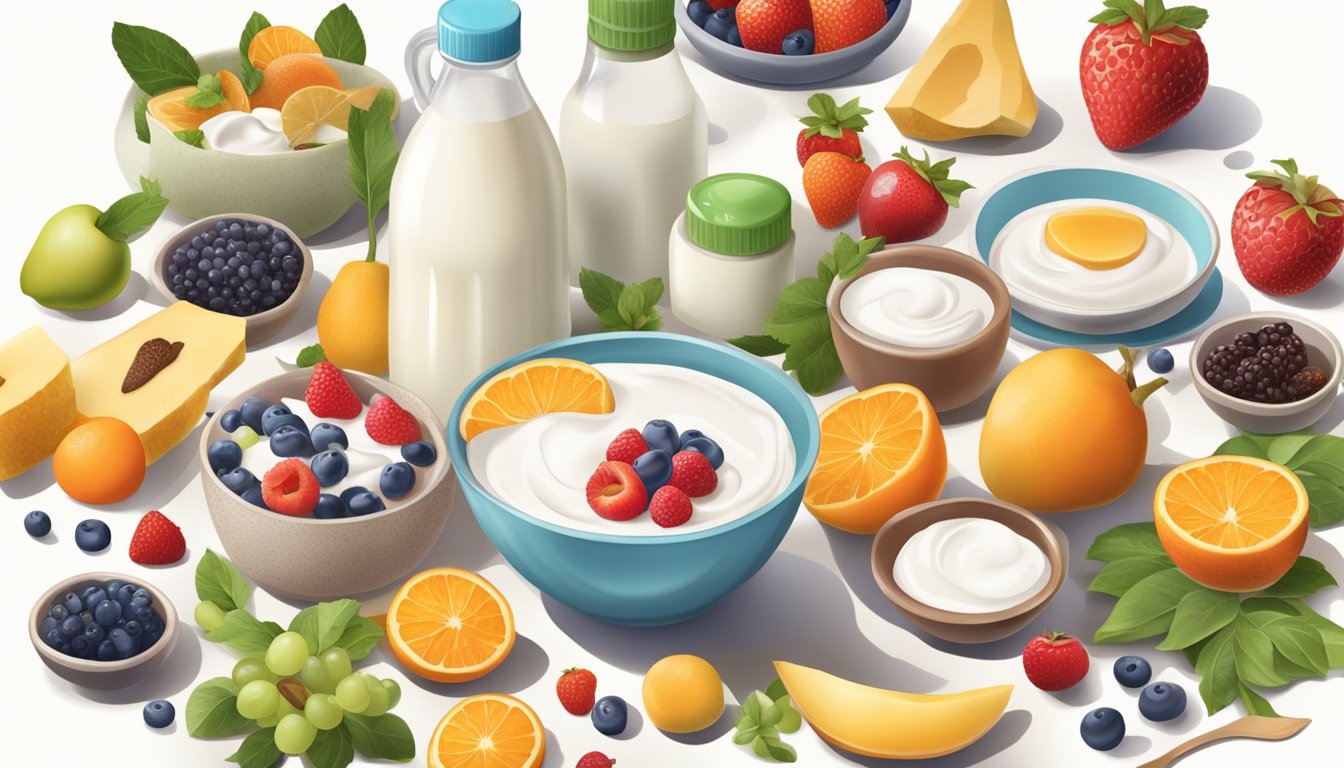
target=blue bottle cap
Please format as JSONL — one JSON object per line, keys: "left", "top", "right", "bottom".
{"left": 438, "top": 0, "right": 522, "bottom": 63}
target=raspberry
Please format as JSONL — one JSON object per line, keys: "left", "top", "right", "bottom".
{"left": 261, "top": 459, "right": 321, "bottom": 516}
{"left": 668, "top": 450, "right": 718, "bottom": 498}
{"left": 649, "top": 486, "right": 693, "bottom": 528}
{"left": 606, "top": 428, "right": 649, "bottom": 464}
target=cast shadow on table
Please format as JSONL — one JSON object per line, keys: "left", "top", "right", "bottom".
{"left": 1117, "top": 86, "right": 1262, "bottom": 155}
{"left": 542, "top": 729, "right": 563, "bottom": 768}
{"left": 830, "top": 709, "right": 1032, "bottom": 768}
{"left": 938, "top": 348, "right": 1021, "bottom": 426}
{"left": 37, "top": 272, "right": 151, "bottom": 323}
{"left": 248, "top": 271, "right": 332, "bottom": 353}
{"left": 60, "top": 627, "right": 203, "bottom": 705}
{"left": 920, "top": 100, "right": 1065, "bottom": 157}
{"left": 1273, "top": 270, "right": 1344, "bottom": 312}
{"left": 403, "top": 635, "right": 549, "bottom": 699}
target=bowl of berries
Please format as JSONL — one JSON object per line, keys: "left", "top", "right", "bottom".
{"left": 198, "top": 363, "right": 455, "bottom": 600}
{"left": 29, "top": 572, "right": 179, "bottom": 690}
{"left": 675, "top": 0, "right": 911, "bottom": 85}
{"left": 150, "top": 214, "right": 314, "bottom": 344}
{"left": 1190, "top": 313, "right": 1342, "bottom": 434}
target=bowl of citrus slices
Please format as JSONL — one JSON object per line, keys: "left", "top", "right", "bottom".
{"left": 111, "top": 8, "right": 400, "bottom": 238}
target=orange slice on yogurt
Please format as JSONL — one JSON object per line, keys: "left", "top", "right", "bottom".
{"left": 460, "top": 358, "right": 615, "bottom": 441}
{"left": 1044, "top": 206, "right": 1147, "bottom": 270}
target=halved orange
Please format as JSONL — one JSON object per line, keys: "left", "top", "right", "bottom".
{"left": 146, "top": 70, "right": 250, "bottom": 132}
{"left": 460, "top": 359, "right": 615, "bottom": 441}
{"left": 803, "top": 384, "right": 947, "bottom": 534}
{"left": 281, "top": 85, "right": 351, "bottom": 146}
{"left": 386, "top": 568, "right": 515, "bottom": 683}
{"left": 248, "top": 25, "right": 321, "bottom": 69}
{"left": 429, "top": 694, "right": 545, "bottom": 768}
{"left": 1154, "top": 455, "right": 1309, "bottom": 593}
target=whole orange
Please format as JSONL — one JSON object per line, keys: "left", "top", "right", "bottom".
{"left": 53, "top": 417, "right": 146, "bottom": 504}
{"left": 248, "top": 54, "right": 343, "bottom": 111}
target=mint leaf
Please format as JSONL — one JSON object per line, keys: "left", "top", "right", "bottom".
{"left": 1237, "top": 683, "right": 1278, "bottom": 717}
{"left": 729, "top": 334, "right": 789, "bottom": 357}
{"left": 316, "top": 3, "right": 367, "bottom": 65}
{"left": 348, "top": 89, "right": 399, "bottom": 262}
{"left": 308, "top": 722, "right": 355, "bottom": 768}
{"left": 579, "top": 268, "right": 624, "bottom": 316}
{"left": 226, "top": 728, "right": 281, "bottom": 768}
{"left": 175, "top": 129, "right": 206, "bottom": 148}
{"left": 816, "top": 233, "right": 859, "bottom": 285}
{"left": 1258, "top": 615, "right": 1329, "bottom": 676}
{"left": 741, "top": 690, "right": 763, "bottom": 723}
{"left": 765, "top": 678, "right": 788, "bottom": 701}
{"left": 1093, "top": 568, "right": 1201, "bottom": 643}
{"left": 1087, "top": 556, "right": 1174, "bottom": 597}
{"left": 1260, "top": 557, "right": 1337, "bottom": 598}
{"left": 754, "top": 732, "right": 796, "bottom": 762}
{"left": 1233, "top": 622, "right": 1289, "bottom": 688}
{"left": 111, "top": 22, "right": 200, "bottom": 95}
{"left": 776, "top": 315, "right": 842, "bottom": 396}
{"left": 95, "top": 178, "right": 169, "bottom": 242}
{"left": 769, "top": 278, "right": 829, "bottom": 328}
{"left": 346, "top": 713, "right": 415, "bottom": 761}
{"left": 295, "top": 343, "right": 326, "bottom": 368}
{"left": 1157, "top": 589, "right": 1239, "bottom": 650}
{"left": 186, "top": 678, "right": 251, "bottom": 737}
{"left": 332, "top": 615, "right": 384, "bottom": 661}
{"left": 616, "top": 283, "right": 659, "bottom": 330}
{"left": 238, "top": 11, "right": 271, "bottom": 94}
{"left": 1085, "top": 522, "right": 1165, "bottom": 562}
{"left": 185, "top": 73, "right": 227, "bottom": 108}
{"left": 1196, "top": 622, "right": 1239, "bottom": 714}
{"left": 755, "top": 692, "right": 783, "bottom": 728}
{"left": 733, "top": 727, "right": 758, "bottom": 745}
{"left": 133, "top": 96, "right": 151, "bottom": 143}
{"left": 597, "top": 308, "right": 631, "bottom": 332}
{"left": 776, "top": 696, "right": 802, "bottom": 734}
{"left": 290, "top": 599, "right": 360, "bottom": 655}
{"left": 196, "top": 549, "right": 250, "bottom": 613}
{"left": 208, "top": 609, "right": 284, "bottom": 655}
{"left": 634, "top": 277, "right": 665, "bottom": 308}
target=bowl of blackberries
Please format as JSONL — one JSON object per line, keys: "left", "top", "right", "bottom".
{"left": 1191, "top": 313, "right": 1342, "bottom": 434}
{"left": 675, "top": 0, "right": 911, "bottom": 85}
{"left": 29, "top": 572, "right": 179, "bottom": 689}
{"left": 150, "top": 213, "right": 314, "bottom": 344}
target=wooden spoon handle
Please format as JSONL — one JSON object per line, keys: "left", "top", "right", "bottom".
{"left": 1137, "top": 717, "right": 1311, "bottom": 768}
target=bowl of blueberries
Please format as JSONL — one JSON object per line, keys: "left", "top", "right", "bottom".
{"left": 674, "top": 0, "right": 911, "bottom": 85}
{"left": 29, "top": 572, "right": 179, "bottom": 690}
{"left": 149, "top": 213, "right": 314, "bottom": 345}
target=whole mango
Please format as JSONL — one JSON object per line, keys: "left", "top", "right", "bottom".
{"left": 317, "top": 260, "right": 388, "bottom": 375}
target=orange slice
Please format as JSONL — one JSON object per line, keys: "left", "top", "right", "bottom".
{"left": 280, "top": 85, "right": 351, "bottom": 146}
{"left": 386, "top": 568, "right": 515, "bottom": 683}
{"left": 429, "top": 694, "right": 545, "bottom": 768}
{"left": 248, "top": 25, "right": 321, "bottom": 69}
{"left": 344, "top": 85, "right": 399, "bottom": 115}
{"left": 1154, "top": 455, "right": 1309, "bottom": 593}
{"left": 803, "top": 384, "right": 947, "bottom": 534}
{"left": 460, "top": 359, "right": 615, "bottom": 441}
{"left": 146, "top": 70, "right": 250, "bottom": 133}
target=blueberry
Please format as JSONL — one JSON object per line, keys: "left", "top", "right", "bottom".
{"left": 62, "top": 592, "right": 83, "bottom": 614}
{"left": 782, "top": 28, "right": 814, "bottom": 55}
{"left": 269, "top": 424, "right": 314, "bottom": 457}
{"left": 83, "top": 623, "right": 106, "bottom": 645}
{"left": 310, "top": 450, "right": 350, "bottom": 487}
{"left": 380, "top": 462, "right": 416, "bottom": 500}
{"left": 104, "top": 579, "right": 124, "bottom": 595}
{"left": 348, "top": 492, "right": 386, "bottom": 516}
{"left": 340, "top": 486, "right": 370, "bottom": 506}
{"left": 109, "top": 628, "right": 137, "bottom": 659}
{"left": 132, "top": 588, "right": 151, "bottom": 608}
{"left": 124, "top": 620, "right": 144, "bottom": 640}
{"left": 313, "top": 494, "right": 348, "bottom": 519}
{"left": 1113, "top": 655, "right": 1152, "bottom": 688}
{"left": 220, "top": 409, "right": 244, "bottom": 433}
{"left": 1147, "top": 348, "right": 1175, "bottom": 375}
{"left": 642, "top": 419, "right": 680, "bottom": 455}
{"left": 144, "top": 700, "right": 175, "bottom": 729}
{"left": 24, "top": 510, "right": 51, "bottom": 537}
{"left": 632, "top": 450, "right": 673, "bottom": 495}
{"left": 260, "top": 404, "right": 294, "bottom": 435}
{"left": 220, "top": 467, "right": 259, "bottom": 496}
{"left": 72, "top": 635, "right": 92, "bottom": 657}
{"left": 39, "top": 616, "right": 58, "bottom": 638}
{"left": 726, "top": 26, "right": 742, "bottom": 46}
{"left": 60, "top": 615, "right": 84, "bottom": 639}
{"left": 241, "top": 484, "right": 269, "bottom": 510}
{"left": 687, "top": 0, "right": 712, "bottom": 27}
{"left": 115, "top": 584, "right": 137, "bottom": 608}
{"left": 681, "top": 436, "right": 724, "bottom": 469}
{"left": 1080, "top": 707, "right": 1125, "bottom": 751}
{"left": 43, "top": 627, "right": 63, "bottom": 648}
{"left": 49, "top": 603, "right": 68, "bottom": 621}
{"left": 310, "top": 423, "right": 349, "bottom": 453}
{"left": 591, "top": 695, "right": 628, "bottom": 736}
{"left": 97, "top": 639, "right": 118, "bottom": 660}
{"left": 208, "top": 439, "right": 244, "bottom": 473}
{"left": 400, "top": 440, "right": 437, "bottom": 467}
{"left": 703, "top": 7, "right": 736, "bottom": 42}
{"left": 75, "top": 519, "right": 112, "bottom": 552}
{"left": 1139, "top": 681, "right": 1186, "bottom": 722}
{"left": 240, "top": 397, "right": 270, "bottom": 432}
{"left": 83, "top": 588, "right": 109, "bottom": 612}
{"left": 885, "top": 0, "right": 901, "bottom": 21}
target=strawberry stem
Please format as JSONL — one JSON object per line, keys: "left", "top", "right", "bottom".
{"left": 799, "top": 92, "right": 872, "bottom": 140}
{"left": 1089, "top": 0, "right": 1208, "bottom": 46}
{"left": 1247, "top": 158, "right": 1343, "bottom": 228}
{"left": 891, "top": 146, "right": 974, "bottom": 208}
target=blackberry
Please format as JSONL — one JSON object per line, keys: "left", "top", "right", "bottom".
{"left": 1200, "top": 322, "right": 1314, "bottom": 403}
{"left": 168, "top": 219, "right": 303, "bottom": 317}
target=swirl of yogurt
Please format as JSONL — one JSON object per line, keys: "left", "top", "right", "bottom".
{"left": 894, "top": 518, "right": 1051, "bottom": 614}
{"left": 840, "top": 267, "right": 994, "bottom": 348}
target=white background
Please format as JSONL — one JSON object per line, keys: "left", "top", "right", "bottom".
{"left": 2, "top": 1, "right": 1342, "bottom": 766}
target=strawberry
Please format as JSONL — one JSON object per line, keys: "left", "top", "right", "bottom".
{"left": 305, "top": 362, "right": 363, "bottom": 419}
{"left": 707, "top": 0, "right": 739, "bottom": 8}
{"left": 810, "top": 0, "right": 886, "bottom": 54}
{"left": 796, "top": 93, "right": 871, "bottom": 166}
{"left": 556, "top": 667, "right": 598, "bottom": 715}
{"left": 261, "top": 459, "right": 321, "bottom": 516}
{"left": 1022, "top": 631, "right": 1090, "bottom": 692}
{"left": 1079, "top": 0, "right": 1209, "bottom": 150}
{"left": 668, "top": 451, "right": 718, "bottom": 498}
{"left": 364, "top": 394, "right": 422, "bottom": 446}
{"left": 857, "top": 147, "right": 971, "bottom": 243}
{"left": 649, "top": 485, "right": 693, "bottom": 528}
{"left": 576, "top": 753, "right": 616, "bottom": 768}
{"left": 736, "top": 0, "right": 813, "bottom": 55}
{"left": 1232, "top": 158, "right": 1344, "bottom": 296}
{"left": 606, "top": 428, "right": 649, "bottom": 465}
{"left": 803, "top": 151, "right": 872, "bottom": 229}
{"left": 586, "top": 461, "right": 648, "bottom": 521}
{"left": 128, "top": 510, "right": 186, "bottom": 565}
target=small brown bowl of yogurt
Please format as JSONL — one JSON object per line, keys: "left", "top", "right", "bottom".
{"left": 827, "top": 245, "right": 1011, "bottom": 412}
{"left": 871, "top": 497, "right": 1067, "bottom": 644}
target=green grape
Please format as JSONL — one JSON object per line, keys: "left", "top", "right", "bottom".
{"left": 265, "top": 631, "right": 309, "bottom": 677}
{"left": 334, "top": 674, "right": 370, "bottom": 713}
{"left": 236, "top": 680, "right": 281, "bottom": 720}
{"left": 232, "top": 657, "right": 278, "bottom": 689}
{"left": 304, "top": 693, "right": 344, "bottom": 730}
{"left": 194, "top": 601, "right": 226, "bottom": 632}
{"left": 274, "top": 713, "right": 317, "bottom": 755}
{"left": 256, "top": 700, "right": 297, "bottom": 729}
{"left": 362, "top": 674, "right": 391, "bottom": 717}
{"left": 300, "top": 656, "right": 335, "bottom": 694}
{"left": 320, "top": 647, "right": 353, "bottom": 682}
{"left": 382, "top": 678, "right": 402, "bottom": 709}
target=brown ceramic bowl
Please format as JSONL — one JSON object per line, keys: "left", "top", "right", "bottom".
{"left": 828, "top": 245, "right": 1011, "bottom": 412}
{"left": 30, "top": 572, "right": 179, "bottom": 690}
{"left": 871, "top": 497, "right": 1067, "bottom": 644}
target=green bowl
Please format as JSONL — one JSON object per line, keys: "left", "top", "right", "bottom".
{"left": 112, "top": 49, "right": 399, "bottom": 239}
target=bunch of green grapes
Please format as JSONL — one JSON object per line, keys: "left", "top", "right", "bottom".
{"left": 231, "top": 631, "right": 403, "bottom": 755}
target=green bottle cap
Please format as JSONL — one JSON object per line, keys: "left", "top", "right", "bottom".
{"left": 685, "top": 173, "right": 793, "bottom": 256}
{"left": 587, "top": 0, "right": 676, "bottom": 52}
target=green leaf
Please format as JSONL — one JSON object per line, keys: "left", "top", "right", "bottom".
{"left": 1214, "top": 434, "right": 1272, "bottom": 460}
{"left": 1298, "top": 460, "right": 1344, "bottom": 487}
{"left": 1237, "top": 683, "right": 1278, "bottom": 717}
{"left": 1234, "top": 623, "right": 1290, "bottom": 688}
{"left": 579, "top": 268, "right": 625, "bottom": 316}
{"left": 196, "top": 549, "right": 250, "bottom": 613}
{"left": 617, "top": 283, "right": 650, "bottom": 329}
{"left": 1157, "top": 589, "right": 1239, "bottom": 650}
{"left": 290, "top": 599, "right": 360, "bottom": 656}
{"left": 734, "top": 726, "right": 759, "bottom": 745}
{"left": 757, "top": 732, "right": 797, "bottom": 762}
{"left": 295, "top": 344, "right": 326, "bottom": 368}
{"left": 1280, "top": 434, "right": 1344, "bottom": 469}
{"left": 315, "top": 3, "right": 367, "bottom": 64}
{"left": 1086, "top": 523, "right": 1164, "bottom": 562}
{"left": 1143, "top": 0, "right": 1164, "bottom": 29}
{"left": 226, "top": 728, "right": 280, "bottom": 768}
{"left": 94, "top": 180, "right": 169, "bottom": 242}
{"left": 740, "top": 690, "right": 763, "bottom": 724}
{"left": 633, "top": 277, "right": 665, "bottom": 308}
{"left": 133, "top": 96, "right": 151, "bottom": 143}
{"left": 765, "top": 678, "right": 788, "bottom": 702}
{"left": 1260, "top": 557, "right": 1337, "bottom": 598}
{"left": 1268, "top": 434, "right": 1317, "bottom": 466}
{"left": 185, "top": 73, "right": 227, "bottom": 108}
{"left": 333, "top": 615, "right": 384, "bottom": 661}
{"left": 1089, "top": 8, "right": 1132, "bottom": 24}
{"left": 186, "top": 678, "right": 251, "bottom": 737}
{"left": 728, "top": 334, "right": 789, "bottom": 357}
{"left": 1301, "top": 473, "right": 1344, "bottom": 528}
{"left": 1160, "top": 5, "right": 1209, "bottom": 30}
{"left": 768, "top": 278, "right": 829, "bottom": 328}
{"left": 775, "top": 695, "right": 802, "bottom": 734}
{"left": 347, "top": 89, "right": 399, "bottom": 262}
{"left": 175, "top": 129, "right": 206, "bottom": 148}
{"left": 208, "top": 609, "right": 284, "bottom": 655}
{"left": 596, "top": 308, "right": 631, "bottom": 332}
{"left": 1195, "top": 623, "right": 1239, "bottom": 714}
{"left": 345, "top": 713, "right": 415, "bottom": 761}
{"left": 1094, "top": 568, "right": 1201, "bottom": 643}
{"left": 111, "top": 22, "right": 200, "bottom": 95}
{"left": 754, "top": 692, "right": 783, "bottom": 728}
{"left": 1279, "top": 599, "right": 1344, "bottom": 668}
{"left": 238, "top": 11, "right": 271, "bottom": 94}
{"left": 771, "top": 315, "right": 841, "bottom": 396}
{"left": 1259, "top": 615, "right": 1329, "bottom": 676}
{"left": 1088, "top": 556, "right": 1175, "bottom": 597}
{"left": 816, "top": 233, "right": 859, "bottom": 285}
{"left": 308, "top": 722, "right": 355, "bottom": 768}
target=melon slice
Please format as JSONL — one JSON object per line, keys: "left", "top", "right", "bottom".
{"left": 0, "top": 327, "right": 77, "bottom": 480}
{"left": 72, "top": 302, "right": 245, "bottom": 464}
{"left": 885, "top": 0, "right": 1038, "bottom": 140}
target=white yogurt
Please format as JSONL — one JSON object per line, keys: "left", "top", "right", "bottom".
{"left": 198, "top": 109, "right": 348, "bottom": 155}
{"left": 840, "top": 267, "right": 994, "bottom": 348}
{"left": 989, "top": 199, "right": 1196, "bottom": 313}
{"left": 466, "top": 363, "right": 795, "bottom": 536}
{"left": 894, "top": 518, "right": 1050, "bottom": 614}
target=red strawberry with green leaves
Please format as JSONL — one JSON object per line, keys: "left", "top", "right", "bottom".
{"left": 803, "top": 151, "right": 872, "bottom": 229}
{"left": 1233, "top": 158, "right": 1344, "bottom": 296}
{"left": 810, "top": 0, "right": 887, "bottom": 54}
{"left": 737, "top": 0, "right": 813, "bottom": 55}
{"left": 1080, "top": 0, "right": 1209, "bottom": 150}
{"left": 857, "top": 147, "right": 971, "bottom": 243}
{"left": 796, "top": 93, "right": 872, "bottom": 166}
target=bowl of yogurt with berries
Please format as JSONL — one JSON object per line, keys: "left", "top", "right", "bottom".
{"left": 199, "top": 364, "right": 454, "bottom": 601}
{"left": 449, "top": 332, "right": 819, "bottom": 627}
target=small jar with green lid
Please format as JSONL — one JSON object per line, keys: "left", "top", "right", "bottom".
{"left": 669, "top": 173, "right": 796, "bottom": 338}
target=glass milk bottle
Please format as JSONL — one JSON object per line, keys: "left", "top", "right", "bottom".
{"left": 560, "top": 0, "right": 707, "bottom": 285}
{"left": 390, "top": 0, "right": 569, "bottom": 419}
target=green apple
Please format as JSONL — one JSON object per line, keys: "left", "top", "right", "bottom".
{"left": 20, "top": 205, "right": 131, "bottom": 310}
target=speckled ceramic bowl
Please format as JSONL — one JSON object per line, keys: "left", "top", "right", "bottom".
{"left": 113, "top": 49, "right": 399, "bottom": 239}
{"left": 200, "top": 371, "right": 454, "bottom": 600}
{"left": 30, "top": 572, "right": 179, "bottom": 690}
